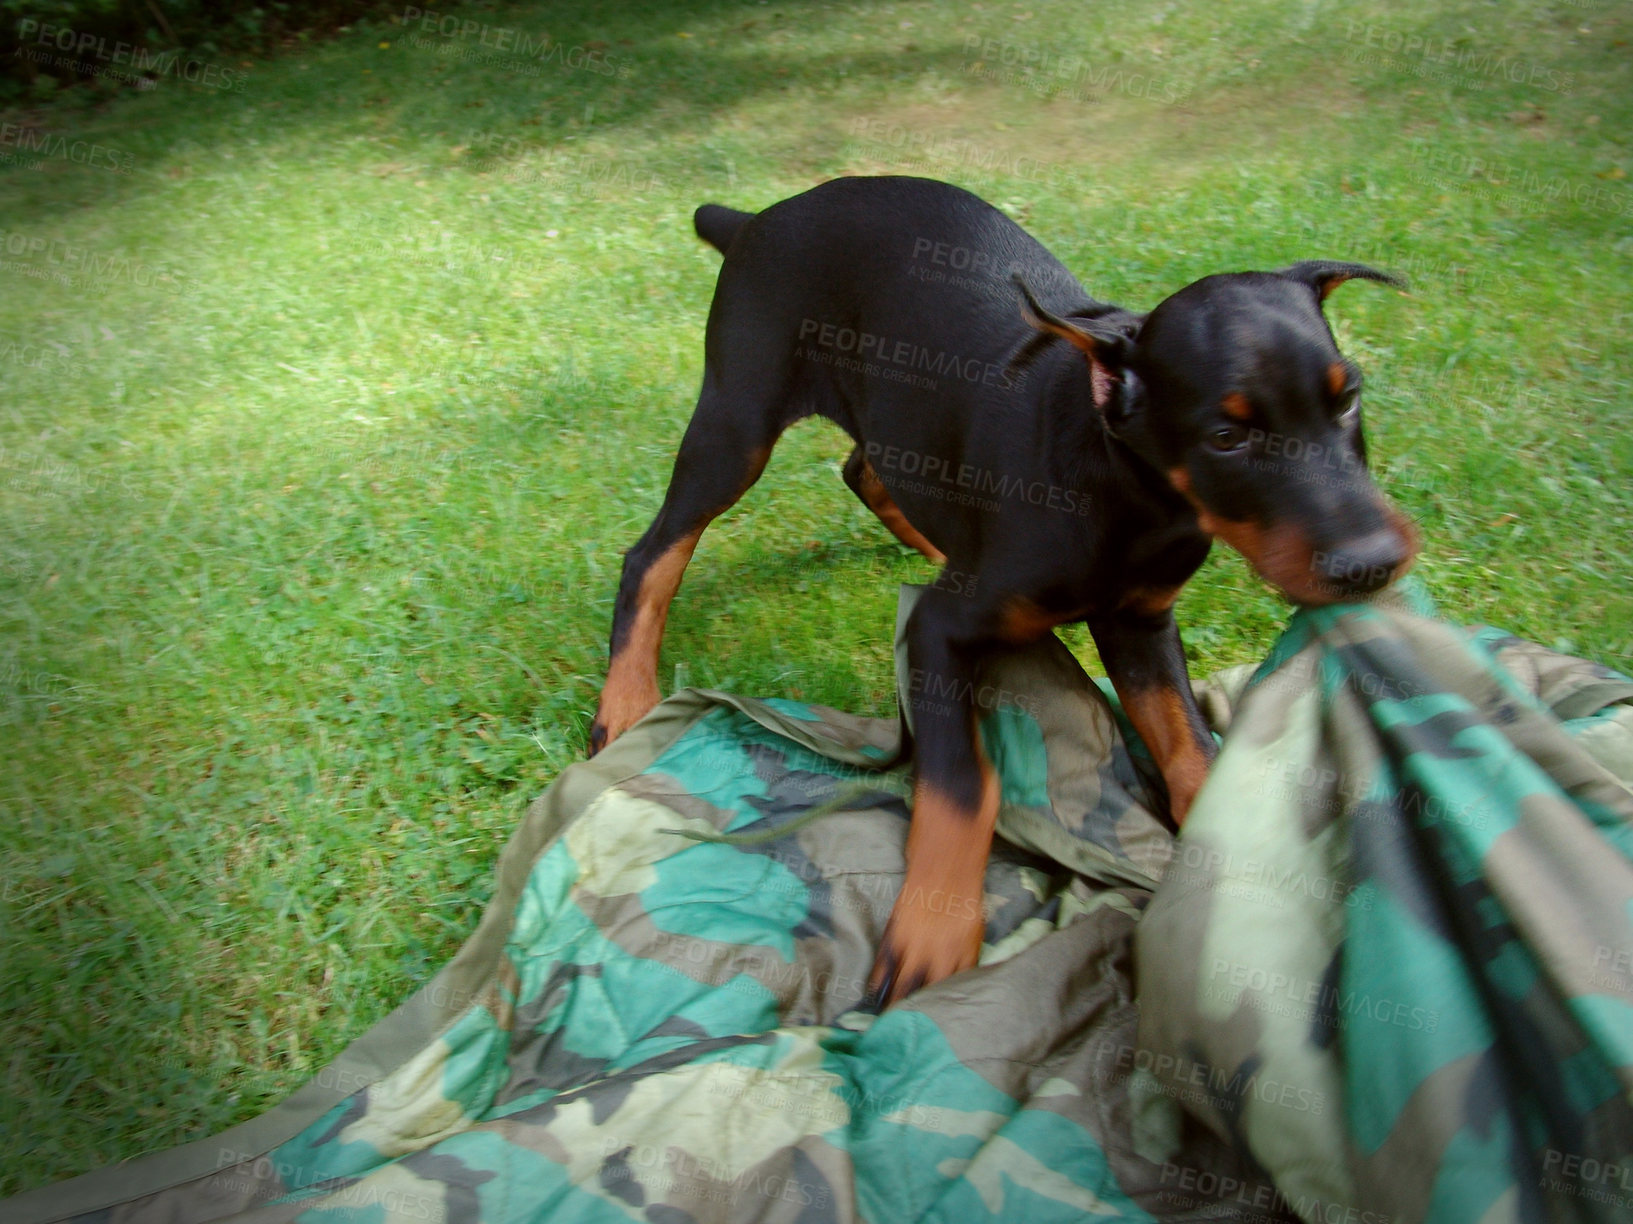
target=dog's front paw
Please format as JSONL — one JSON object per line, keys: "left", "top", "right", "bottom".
{"left": 587, "top": 719, "right": 611, "bottom": 757}
{"left": 587, "top": 683, "right": 661, "bottom": 757}
{"left": 865, "top": 888, "right": 985, "bottom": 1010}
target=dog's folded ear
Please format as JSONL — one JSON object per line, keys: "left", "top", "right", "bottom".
{"left": 1276, "top": 260, "right": 1407, "bottom": 301}
{"left": 1010, "top": 272, "right": 1131, "bottom": 410}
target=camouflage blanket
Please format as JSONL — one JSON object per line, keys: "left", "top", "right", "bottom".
{"left": 1137, "top": 602, "right": 1633, "bottom": 1224}
{"left": 5, "top": 584, "right": 1631, "bottom": 1224}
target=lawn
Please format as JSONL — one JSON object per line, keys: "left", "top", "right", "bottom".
{"left": 1, "top": 0, "right": 1629, "bottom": 1196}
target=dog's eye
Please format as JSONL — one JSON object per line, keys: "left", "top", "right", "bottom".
{"left": 1208, "top": 425, "right": 1249, "bottom": 453}
{"left": 1336, "top": 391, "right": 1361, "bottom": 422}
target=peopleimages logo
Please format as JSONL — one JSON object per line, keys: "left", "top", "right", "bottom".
{"left": 1341, "top": 21, "right": 1575, "bottom": 94}
{"left": 0, "top": 124, "right": 134, "bottom": 174}
{"left": 796, "top": 317, "right": 1020, "bottom": 392}
{"left": 0, "top": 227, "right": 198, "bottom": 296}
{"left": 1207, "top": 957, "right": 1439, "bottom": 1032}
{"left": 961, "top": 35, "right": 1192, "bottom": 105}
{"left": 1405, "top": 145, "right": 1629, "bottom": 217}
{"left": 846, "top": 117, "right": 1070, "bottom": 186}
{"left": 400, "top": 6, "right": 630, "bottom": 77}
{"left": 863, "top": 441, "right": 1094, "bottom": 518}
{"left": 1097, "top": 1044, "right": 1327, "bottom": 1116}
{"left": 598, "top": 1136, "right": 831, "bottom": 1208}
{"left": 906, "top": 665, "right": 1044, "bottom": 721}
{"left": 13, "top": 19, "right": 249, "bottom": 91}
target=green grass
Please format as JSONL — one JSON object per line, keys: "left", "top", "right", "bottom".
{"left": 1, "top": 0, "right": 1629, "bottom": 1195}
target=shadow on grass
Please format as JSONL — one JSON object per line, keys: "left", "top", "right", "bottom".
{"left": 0, "top": 0, "right": 974, "bottom": 223}
{"left": 660, "top": 532, "right": 924, "bottom": 663}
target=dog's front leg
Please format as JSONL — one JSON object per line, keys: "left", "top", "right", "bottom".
{"left": 868, "top": 592, "right": 997, "bottom": 1008}
{"left": 1089, "top": 607, "right": 1217, "bottom": 825}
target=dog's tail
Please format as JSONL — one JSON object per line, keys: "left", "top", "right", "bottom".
{"left": 693, "top": 204, "right": 755, "bottom": 255}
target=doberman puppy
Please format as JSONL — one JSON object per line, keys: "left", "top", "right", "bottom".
{"left": 589, "top": 175, "right": 1416, "bottom": 1007}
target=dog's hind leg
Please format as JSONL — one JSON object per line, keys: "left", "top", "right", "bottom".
{"left": 842, "top": 446, "right": 946, "bottom": 563}
{"left": 589, "top": 377, "right": 790, "bottom": 755}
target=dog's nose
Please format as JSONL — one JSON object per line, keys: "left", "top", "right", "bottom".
{"left": 1311, "top": 528, "right": 1409, "bottom": 596}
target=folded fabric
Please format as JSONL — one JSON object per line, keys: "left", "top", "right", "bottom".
{"left": 1137, "top": 603, "right": 1633, "bottom": 1224}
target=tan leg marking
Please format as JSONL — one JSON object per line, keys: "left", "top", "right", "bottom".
{"left": 869, "top": 764, "right": 999, "bottom": 1006}
{"left": 593, "top": 527, "right": 704, "bottom": 749}
{"left": 995, "top": 595, "right": 1077, "bottom": 645}
{"left": 855, "top": 460, "right": 946, "bottom": 563}
{"left": 1115, "top": 683, "right": 1213, "bottom": 825}
{"left": 1117, "top": 584, "right": 1183, "bottom": 618}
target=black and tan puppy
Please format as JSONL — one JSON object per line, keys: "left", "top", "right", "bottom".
{"left": 589, "top": 175, "right": 1415, "bottom": 1006}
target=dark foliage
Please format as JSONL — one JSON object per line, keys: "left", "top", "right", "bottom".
{"left": 2, "top": 0, "right": 400, "bottom": 102}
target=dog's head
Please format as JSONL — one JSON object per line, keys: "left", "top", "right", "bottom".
{"left": 1015, "top": 264, "right": 1417, "bottom": 605}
